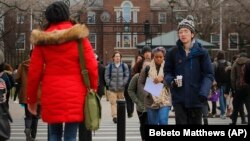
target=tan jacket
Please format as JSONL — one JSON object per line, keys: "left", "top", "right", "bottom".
{"left": 15, "top": 59, "right": 41, "bottom": 104}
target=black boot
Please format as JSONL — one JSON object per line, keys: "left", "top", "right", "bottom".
{"left": 24, "top": 128, "right": 33, "bottom": 141}
{"left": 31, "top": 116, "right": 39, "bottom": 139}
{"left": 203, "top": 118, "right": 208, "bottom": 125}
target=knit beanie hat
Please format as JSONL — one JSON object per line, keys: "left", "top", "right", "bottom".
{"left": 45, "top": 1, "right": 70, "bottom": 23}
{"left": 141, "top": 45, "right": 152, "bottom": 54}
{"left": 177, "top": 15, "right": 195, "bottom": 33}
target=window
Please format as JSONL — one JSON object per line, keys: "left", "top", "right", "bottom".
{"left": 122, "top": 2, "right": 132, "bottom": 23}
{"left": 132, "top": 10, "right": 138, "bottom": 23}
{"left": 133, "top": 34, "right": 137, "bottom": 47}
{"left": 158, "top": 12, "right": 166, "bottom": 24}
{"left": 115, "top": 1, "right": 138, "bottom": 48}
{"left": 16, "top": 33, "right": 25, "bottom": 50}
{"left": 87, "top": 11, "right": 96, "bottom": 24}
{"left": 228, "top": 33, "right": 238, "bottom": 49}
{"left": 17, "top": 13, "right": 24, "bottom": 24}
{"left": 210, "top": 33, "right": 220, "bottom": 45}
{"left": 123, "top": 34, "right": 131, "bottom": 47}
{"left": 116, "top": 33, "right": 121, "bottom": 47}
{"left": 89, "top": 34, "right": 96, "bottom": 50}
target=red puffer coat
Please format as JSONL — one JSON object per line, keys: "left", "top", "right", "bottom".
{"left": 27, "top": 21, "right": 98, "bottom": 123}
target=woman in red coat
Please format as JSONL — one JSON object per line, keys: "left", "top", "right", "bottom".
{"left": 26, "top": 1, "right": 98, "bottom": 141}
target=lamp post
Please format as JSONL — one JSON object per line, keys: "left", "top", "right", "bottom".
{"left": 144, "top": 20, "right": 151, "bottom": 46}
{"left": 219, "top": 0, "right": 223, "bottom": 50}
{"left": 168, "top": 0, "right": 176, "bottom": 30}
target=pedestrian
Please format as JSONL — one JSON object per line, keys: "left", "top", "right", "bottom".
{"left": 139, "top": 47, "right": 172, "bottom": 125}
{"left": 0, "top": 49, "right": 12, "bottom": 141}
{"left": 96, "top": 54, "right": 106, "bottom": 99}
{"left": 104, "top": 51, "right": 129, "bottom": 123}
{"left": 15, "top": 50, "right": 41, "bottom": 141}
{"left": 141, "top": 45, "right": 152, "bottom": 62}
{"left": 213, "top": 51, "right": 231, "bottom": 119}
{"left": 164, "top": 15, "right": 214, "bottom": 125}
{"left": 124, "top": 64, "right": 134, "bottom": 118}
{"left": 3, "top": 63, "right": 14, "bottom": 108}
{"left": 27, "top": 1, "right": 98, "bottom": 141}
{"left": 230, "top": 52, "right": 250, "bottom": 125}
{"left": 13, "top": 65, "right": 20, "bottom": 103}
{"left": 128, "top": 59, "right": 150, "bottom": 140}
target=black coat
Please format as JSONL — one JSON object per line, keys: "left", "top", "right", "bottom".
{"left": 97, "top": 63, "right": 106, "bottom": 98}
{"left": 245, "top": 60, "right": 250, "bottom": 84}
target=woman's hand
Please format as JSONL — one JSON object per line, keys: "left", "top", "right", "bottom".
{"left": 153, "top": 76, "right": 164, "bottom": 83}
{"left": 28, "top": 103, "right": 38, "bottom": 115}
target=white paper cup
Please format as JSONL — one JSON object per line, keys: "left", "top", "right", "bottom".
{"left": 176, "top": 75, "right": 183, "bottom": 87}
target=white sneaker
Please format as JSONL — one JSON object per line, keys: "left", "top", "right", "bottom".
{"left": 14, "top": 100, "right": 19, "bottom": 104}
{"left": 220, "top": 115, "right": 226, "bottom": 119}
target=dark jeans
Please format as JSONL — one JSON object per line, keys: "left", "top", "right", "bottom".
{"left": 174, "top": 104, "right": 202, "bottom": 125}
{"left": 48, "top": 122, "right": 79, "bottom": 141}
{"left": 231, "top": 87, "right": 250, "bottom": 125}
{"left": 202, "top": 102, "right": 209, "bottom": 125}
{"left": 137, "top": 111, "right": 147, "bottom": 140}
{"left": 24, "top": 104, "right": 40, "bottom": 139}
{"left": 231, "top": 99, "right": 247, "bottom": 122}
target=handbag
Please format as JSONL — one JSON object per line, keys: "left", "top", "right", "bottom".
{"left": 77, "top": 39, "right": 101, "bottom": 131}
{"left": 0, "top": 103, "right": 12, "bottom": 140}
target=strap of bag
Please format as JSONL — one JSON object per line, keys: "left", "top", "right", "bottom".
{"left": 77, "top": 39, "right": 91, "bottom": 89}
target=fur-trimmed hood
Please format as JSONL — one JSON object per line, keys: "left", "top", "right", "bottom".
{"left": 30, "top": 24, "right": 89, "bottom": 45}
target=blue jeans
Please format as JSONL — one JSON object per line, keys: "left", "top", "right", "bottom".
{"left": 219, "top": 86, "right": 226, "bottom": 116}
{"left": 48, "top": 122, "right": 79, "bottom": 141}
{"left": 147, "top": 106, "right": 171, "bottom": 125}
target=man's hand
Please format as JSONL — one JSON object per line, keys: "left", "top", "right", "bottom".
{"left": 171, "top": 80, "right": 178, "bottom": 88}
{"left": 199, "top": 95, "right": 207, "bottom": 103}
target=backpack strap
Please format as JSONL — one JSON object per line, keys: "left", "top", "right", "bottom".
{"left": 109, "top": 63, "right": 112, "bottom": 80}
{"left": 121, "top": 63, "right": 125, "bottom": 78}
{"left": 109, "top": 63, "right": 126, "bottom": 79}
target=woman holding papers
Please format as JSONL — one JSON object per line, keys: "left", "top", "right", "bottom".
{"left": 138, "top": 47, "right": 172, "bottom": 125}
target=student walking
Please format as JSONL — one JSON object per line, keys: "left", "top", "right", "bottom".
{"left": 164, "top": 15, "right": 213, "bottom": 125}
{"left": 139, "top": 47, "right": 172, "bottom": 125}
{"left": 26, "top": 1, "right": 98, "bottom": 141}
{"left": 104, "top": 51, "right": 129, "bottom": 123}
{"left": 16, "top": 50, "right": 41, "bottom": 141}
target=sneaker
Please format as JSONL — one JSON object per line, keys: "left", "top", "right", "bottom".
{"left": 113, "top": 117, "right": 117, "bottom": 124}
{"left": 220, "top": 115, "right": 226, "bottom": 119}
{"left": 24, "top": 128, "right": 33, "bottom": 141}
{"left": 241, "top": 121, "right": 248, "bottom": 124}
{"left": 211, "top": 114, "right": 216, "bottom": 118}
{"left": 14, "top": 100, "right": 19, "bottom": 104}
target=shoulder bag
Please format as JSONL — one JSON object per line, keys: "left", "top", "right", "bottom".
{"left": 77, "top": 39, "right": 101, "bottom": 131}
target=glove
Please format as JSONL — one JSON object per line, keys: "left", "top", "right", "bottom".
{"left": 199, "top": 95, "right": 207, "bottom": 103}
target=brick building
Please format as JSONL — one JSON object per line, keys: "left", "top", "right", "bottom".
{"left": 2, "top": 0, "right": 250, "bottom": 66}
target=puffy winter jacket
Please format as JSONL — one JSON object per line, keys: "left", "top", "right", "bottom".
{"left": 27, "top": 21, "right": 98, "bottom": 123}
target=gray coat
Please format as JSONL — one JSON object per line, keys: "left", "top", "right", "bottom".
{"left": 105, "top": 63, "right": 129, "bottom": 92}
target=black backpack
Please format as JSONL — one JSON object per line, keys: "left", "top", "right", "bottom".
{"left": 215, "top": 61, "right": 229, "bottom": 84}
